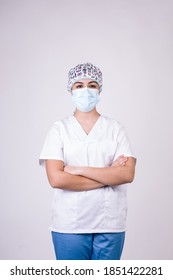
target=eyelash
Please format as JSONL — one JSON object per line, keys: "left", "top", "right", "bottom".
{"left": 89, "top": 84, "right": 97, "bottom": 88}
{"left": 75, "top": 84, "right": 97, "bottom": 89}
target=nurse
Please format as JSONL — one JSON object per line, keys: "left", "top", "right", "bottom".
{"left": 39, "top": 62, "right": 136, "bottom": 260}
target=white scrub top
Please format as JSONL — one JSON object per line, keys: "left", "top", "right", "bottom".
{"left": 39, "top": 115, "right": 135, "bottom": 233}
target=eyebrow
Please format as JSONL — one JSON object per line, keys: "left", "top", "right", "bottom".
{"left": 74, "top": 81, "right": 98, "bottom": 85}
{"left": 88, "top": 81, "right": 98, "bottom": 84}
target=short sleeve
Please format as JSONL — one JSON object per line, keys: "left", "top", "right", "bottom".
{"left": 39, "top": 122, "right": 64, "bottom": 167}
{"left": 113, "top": 125, "right": 136, "bottom": 161}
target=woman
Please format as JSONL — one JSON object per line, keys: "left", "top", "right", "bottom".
{"left": 39, "top": 62, "right": 136, "bottom": 260}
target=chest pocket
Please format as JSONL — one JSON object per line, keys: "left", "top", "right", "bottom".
{"left": 64, "top": 139, "right": 117, "bottom": 167}
{"left": 96, "top": 139, "right": 117, "bottom": 166}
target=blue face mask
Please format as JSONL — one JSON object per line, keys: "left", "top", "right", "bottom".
{"left": 71, "top": 88, "right": 100, "bottom": 112}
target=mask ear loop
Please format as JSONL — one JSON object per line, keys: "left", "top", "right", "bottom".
{"left": 98, "top": 85, "right": 102, "bottom": 94}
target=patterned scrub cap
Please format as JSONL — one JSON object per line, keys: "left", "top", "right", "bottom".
{"left": 67, "top": 62, "right": 103, "bottom": 92}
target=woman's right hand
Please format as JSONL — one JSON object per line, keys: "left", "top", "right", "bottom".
{"left": 111, "top": 155, "right": 128, "bottom": 167}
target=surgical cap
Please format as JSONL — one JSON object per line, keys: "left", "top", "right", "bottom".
{"left": 67, "top": 62, "right": 103, "bottom": 92}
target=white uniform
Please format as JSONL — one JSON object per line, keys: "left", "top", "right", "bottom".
{"left": 39, "top": 115, "right": 135, "bottom": 233}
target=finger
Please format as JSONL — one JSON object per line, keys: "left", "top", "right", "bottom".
{"left": 112, "top": 157, "right": 128, "bottom": 166}
{"left": 116, "top": 156, "right": 127, "bottom": 163}
{"left": 118, "top": 158, "right": 128, "bottom": 165}
{"left": 112, "top": 155, "right": 124, "bottom": 164}
{"left": 117, "top": 155, "right": 125, "bottom": 160}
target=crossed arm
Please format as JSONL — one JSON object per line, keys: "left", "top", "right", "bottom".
{"left": 46, "top": 155, "right": 136, "bottom": 191}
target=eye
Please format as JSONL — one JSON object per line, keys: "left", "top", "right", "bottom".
{"left": 76, "top": 84, "right": 83, "bottom": 88}
{"left": 88, "top": 83, "right": 100, "bottom": 89}
{"left": 73, "top": 84, "right": 84, "bottom": 89}
{"left": 89, "top": 84, "right": 97, "bottom": 88}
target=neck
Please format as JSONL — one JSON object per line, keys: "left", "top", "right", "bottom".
{"left": 73, "top": 108, "right": 100, "bottom": 122}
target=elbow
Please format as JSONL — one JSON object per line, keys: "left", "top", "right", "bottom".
{"left": 48, "top": 177, "right": 58, "bottom": 188}
{"left": 47, "top": 175, "right": 62, "bottom": 189}
{"left": 126, "top": 177, "right": 134, "bottom": 184}
{"left": 46, "top": 169, "right": 71, "bottom": 190}
{"left": 50, "top": 181, "right": 58, "bottom": 189}
{"left": 125, "top": 157, "right": 136, "bottom": 184}
{"left": 126, "top": 170, "right": 135, "bottom": 184}
{"left": 45, "top": 161, "right": 65, "bottom": 189}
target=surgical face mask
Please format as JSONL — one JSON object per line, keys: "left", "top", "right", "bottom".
{"left": 71, "top": 88, "right": 100, "bottom": 112}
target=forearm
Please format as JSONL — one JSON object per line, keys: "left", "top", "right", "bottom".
{"left": 79, "top": 166, "right": 133, "bottom": 186}
{"left": 47, "top": 170, "right": 105, "bottom": 191}
{"left": 74, "top": 157, "right": 136, "bottom": 186}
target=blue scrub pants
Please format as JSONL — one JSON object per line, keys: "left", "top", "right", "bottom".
{"left": 51, "top": 232, "right": 125, "bottom": 260}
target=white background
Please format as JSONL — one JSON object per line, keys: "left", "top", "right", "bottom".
{"left": 0, "top": 0, "right": 173, "bottom": 259}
